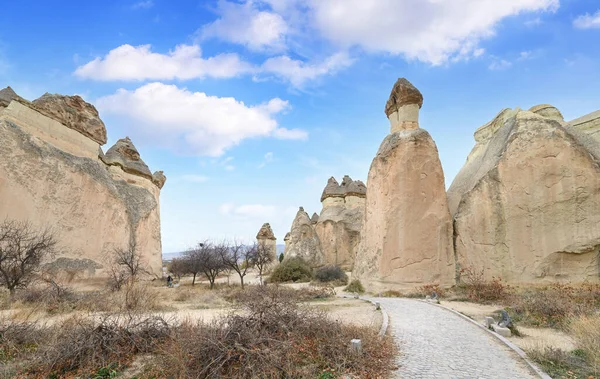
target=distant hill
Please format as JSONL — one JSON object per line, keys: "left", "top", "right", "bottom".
{"left": 163, "top": 245, "right": 285, "bottom": 262}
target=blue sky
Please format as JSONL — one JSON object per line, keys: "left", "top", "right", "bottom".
{"left": 1, "top": 0, "right": 599, "bottom": 253}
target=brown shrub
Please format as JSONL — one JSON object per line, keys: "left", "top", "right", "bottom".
{"left": 151, "top": 285, "right": 396, "bottom": 378}
{"left": 458, "top": 266, "right": 511, "bottom": 303}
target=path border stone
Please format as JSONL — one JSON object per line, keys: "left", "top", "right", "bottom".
{"left": 420, "top": 300, "right": 551, "bottom": 379}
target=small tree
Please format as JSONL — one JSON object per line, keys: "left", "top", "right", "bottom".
{"left": 220, "top": 240, "right": 255, "bottom": 289}
{"left": 108, "top": 240, "right": 148, "bottom": 290}
{"left": 198, "top": 241, "right": 226, "bottom": 289}
{"left": 252, "top": 241, "right": 275, "bottom": 285}
{"left": 279, "top": 253, "right": 284, "bottom": 263}
{"left": 183, "top": 242, "right": 210, "bottom": 286}
{"left": 168, "top": 257, "right": 189, "bottom": 281}
{"left": 0, "top": 219, "right": 58, "bottom": 296}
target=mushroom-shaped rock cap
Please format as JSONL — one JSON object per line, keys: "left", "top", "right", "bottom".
{"left": 311, "top": 213, "right": 319, "bottom": 224}
{"left": 320, "top": 176, "right": 345, "bottom": 202}
{"left": 32, "top": 93, "right": 107, "bottom": 145}
{"left": 385, "top": 78, "right": 423, "bottom": 117}
{"left": 152, "top": 171, "right": 167, "bottom": 189}
{"left": 345, "top": 180, "right": 367, "bottom": 197}
{"left": 256, "top": 223, "right": 276, "bottom": 240}
{"left": 0, "top": 86, "right": 26, "bottom": 107}
{"left": 529, "top": 104, "right": 564, "bottom": 123}
{"left": 104, "top": 137, "right": 153, "bottom": 179}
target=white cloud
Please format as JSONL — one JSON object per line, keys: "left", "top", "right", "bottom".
{"left": 220, "top": 203, "right": 277, "bottom": 219}
{"left": 525, "top": 17, "right": 542, "bottom": 27}
{"left": 181, "top": 174, "right": 209, "bottom": 183}
{"left": 573, "top": 10, "right": 600, "bottom": 29}
{"left": 199, "top": 0, "right": 289, "bottom": 51}
{"left": 74, "top": 44, "right": 253, "bottom": 81}
{"left": 258, "top": 152, "right": 274, "bottom": 168}
{"left": 261, "top": 52, "right": 354, "bottom": 87}
{"left": 225, "top": 165, "right": 235, "bottom": 171}
{"left": 131, "top": 0, "right": 153, "bottom": 10}
{"left": 96, "top": 82, "right": 306, "bottom": 156}
{"left": 307, "top": 0, "right": 559, "bottom": 65}
{"left": 489, "top": 58, "right": 512, "bottom": 71}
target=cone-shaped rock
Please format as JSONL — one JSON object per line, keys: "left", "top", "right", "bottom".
{"left": 283, "top": 207, "right": 324, "bottom": 266}
{"left": 448, "top": 107, "right": 600, "bottom": 283}
{"left": 256, "top": 222, "right": 276, "bottom": 240}
{"left": 353, "top": 78, "right": 455, "bottom": 291}
{"left": 103, "top": 137, "right": 153, "bottom": 180}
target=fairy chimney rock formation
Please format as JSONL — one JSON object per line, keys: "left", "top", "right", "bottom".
{"left": 0, "top": 87, "right": 165, "bottom": 277}
{"left": 311, "top": 213, "right": 319, "bottom": 225}
{"left": 256, "top": 223, "right": 277, "bottom": 265}
{"left": 283, "top": 207, "right": 324, "bottom": 267}
{"left": 353, "top": 78, "right": 455, "bottom": 291}
{"left": 448, "top": 104, "right": 600, "bottom": 283}
{"left": 314, "top": 175, "right": 366, "bottom": 270}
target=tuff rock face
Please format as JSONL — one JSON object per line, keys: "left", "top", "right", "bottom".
{"left": 448, "top": 106, "right": 600, "bottom": 283}
{"left": 353, "top": 78, "right": 455, "bottom": 291}
{"left": 256, "top": 223, "right": 277, "bottom": 269}
{"left": 283, "top": 207, "right": 324, "bottom": 266}
{"left": 256, "top": 222, "right": 276, "bottom": 240}
{"left": 103, "top": 137, "right": 153, "bottom": 180}
{"left": 0, "top": 87, "right": 165, "bottom": 277}
{"left": 32, "top": 93, "right": 107, "bottom": 145}
{"left": 152, "top": 171, "right": 167, "bottom": 189}
{"left": 0, "top": 86, "right": 27, "bottom": 110}
{"left": 568, "top": 109, "right": 600, "bottom": 144}
{"left": 314, "top": 175, "right": 366, "bottom": 270}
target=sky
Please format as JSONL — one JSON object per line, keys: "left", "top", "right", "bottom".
{"left": 0, "top": 0, "right": 599, "bottom": 253}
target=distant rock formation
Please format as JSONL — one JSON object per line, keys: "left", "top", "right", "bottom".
{"left": 353, "top": 78, "right": 455, "bottom": 291}
{"left": 0, "top": 87, "right": 165, "bottom": 277}
{"left": 448, "top": 104, "right": 600, "bottom": 283}
{"left": 256, "top": 223, "right": 277, "bottom": 269}
{"left": 314, "top": 175, "right": 366, "bottom": 270}
{"left": 283, "top": 207, "right": 324, "bottom": 266}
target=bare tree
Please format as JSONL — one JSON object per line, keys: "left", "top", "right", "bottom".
{"left": 220, "top": 240, "right": 255, "bottom": 289}
{"left": 252, "top": 241, "right": 275, "bottom": 285}
{"left": 109, "top": 240, "right": 148, "bottom": 290}
{"left": 0, "top": 219, "right": 58, "bottom": 296}
{"left": 197, "top": 241, "right": 226, "bottom": 289}
{"left": 182, "top": 242, "right": 210, "bottom": 286}
{"left": 168, "top": 257, "right": 189, "bottom": 281}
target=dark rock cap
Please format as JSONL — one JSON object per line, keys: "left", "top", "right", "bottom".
{"left": 384, "top": 78, "right": 423, "bottom": 117}
{"left": 345, "top": 180, "right": 367, "bottom": 198}
{"left": 103, "top": 137, "right": 153, "bottom": 180}
{"left": 32, "top": 93, "right": 107, "bottom": 145}
{"left": 320, "top": 176, "right": 345, "bottom": 202}
{"left": 311, "top": 212, "right": 319, "bottom": 224}
{"left": 152, "top": 171, "right": 167, "bottom": 189}
{"left": 256, "top": 223, "right": 276, "bottom": 240}
{"left": 0, "top": 86, "right": 26, "bottom": 107}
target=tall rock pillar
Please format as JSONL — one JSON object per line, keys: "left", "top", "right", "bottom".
{"left": 256, "top": 222, "right": 277, "bottom": 265}
{"left": 353, "top": 78, "right": 455, "bottom": 291}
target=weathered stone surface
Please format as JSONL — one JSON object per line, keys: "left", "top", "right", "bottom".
{"left": 103, "top": 137, "right": 153, "bottom": 180}
{"left": 0, "top": 86, "right": 27, "bottom": 109}
{"left": 283, "top": 207, "right": 324, "bottom": 266}
{"left": 354, "top": 79, "right": 455, "bottom": 291}
{"left": 384, "top": 78, "right": 423, "bottom": 117}
{"left": 529, "top": 104, "right": 564, "bottom": 123}
{"left": 314, "top": 175, "right": 366, "bottom": 270}
{"left": 256, "top": 222, "right": 276, "bottom": 240}
{"left": 32, "top": 93, "right": 107, "bottom": 145}
{"left": 0, "top": 95, "right": 164, "bottom": 277}
{"left": 448, "top": 109, "right": 600, "bottom": 283}
{"left": 152, "top": 171, "right": 167, "bottom": 189}
{"left": 310, "top": 212, "right": 319, "bottom": 224}
{"left": 321, "top": 176, "right": 345, "bottom": 201}
{"left": 568, "top": 109, "right": 600, "bottom": 144}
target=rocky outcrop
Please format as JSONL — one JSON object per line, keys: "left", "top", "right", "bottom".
{"left": 353, "top": 78, "right": 455, "bottom": 291}
{"left": 283, "top": 207, "right": 324, "bottom": 266}
{"left": 314, "top": 175, "right": 366, "bottom": 270}
{"left": 32, "top": 93, "right": 107, "bottom": 145}
{"left": 0, "top": 87, "right": 165, "bottom": 277}
{"left": 0, "top": 86, "right": 27, "bottom": 110}
{"left": 448, "top": 104, "right": 600, "bottom": 283}
{"left": 568, "top": 109, "right": 600, "bottom": 144}
{"left": 256, "top": 223, "right": 277, "bottom": 269}
{"left": 152, "top": 171, "right": 167, "bottom": 189}
{"left": 103, "top": 137, "right": 153, "bottom": 180}
{"left": 310, "top": 213, "right": 319, "bottom": 225}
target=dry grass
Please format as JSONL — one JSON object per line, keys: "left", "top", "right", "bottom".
{"left": 570, "top": 314, "right": 600, "bottom": 374}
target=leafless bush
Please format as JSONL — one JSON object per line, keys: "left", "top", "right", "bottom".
{"left": 458, "top": 265, "right": 511, "bottom": 303}
{"left": 107, "top": 240, "right": 149, "bottom": 291}
{"left": 220, "top": 240, "right": 254, "bottom": 289}
{"left": 253, "top": 240, "right": 275, "bottom": 284}
{"left": 153, "top": 285, "right": 396, "bottom": 378}
{"left": 29, "top": 313, "right": 170, "bottom": 376}
{"left": 0, "top": 219, "right": 58, "bottom": 296}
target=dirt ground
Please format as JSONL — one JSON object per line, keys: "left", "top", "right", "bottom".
{"left": 441, "top": 300, "right": 575, "bottom": 352}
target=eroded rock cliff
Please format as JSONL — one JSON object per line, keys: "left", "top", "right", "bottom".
{"left": 353, "top": 78, "right": 455, "bottom": 291}
{"left": 283, "top": 207, "right": 324, "bottom": 267}
{"left": 448, "top": 105, "right": 600, "bottom": 283}
{"left": 0, "top": 87, "right": 165, "bottom": 277}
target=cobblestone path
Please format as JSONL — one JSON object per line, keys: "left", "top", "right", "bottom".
{"left": 371, "top": 298, "right": 538, "bottom": 379}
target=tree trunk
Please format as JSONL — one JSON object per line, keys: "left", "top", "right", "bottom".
{"left": 192, "top": 273, "right": 197, "bottom": 286}
{"left": 209, "top": 279, "right": 215, "bottom": 289}
{"left": 239, "top": 274, "right": 244, "bottom": 289}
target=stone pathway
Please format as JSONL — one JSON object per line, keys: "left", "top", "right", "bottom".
{"left": 370, "top": 298, "right": 538, "bottom": 379}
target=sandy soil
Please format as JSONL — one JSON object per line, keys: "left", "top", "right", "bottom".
{"left": 442, "top": 300, "right": 575, "bottom": 352}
